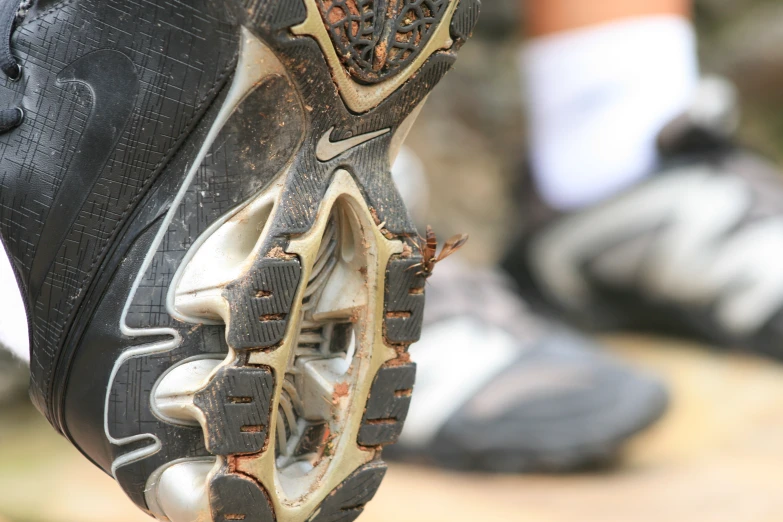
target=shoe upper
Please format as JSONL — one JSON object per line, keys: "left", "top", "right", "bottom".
{"left": 506, "top": 79, "right": 783, "bottom": 357}
{"left": 387, "top": 262, "right": 669, "bottom": 472}
{"left": 0, "top": 0, "right": 240, "bottom": 423}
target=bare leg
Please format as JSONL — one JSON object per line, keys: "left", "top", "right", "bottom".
{"left": 526, "top": 0, "right": 690, "bottom": 37}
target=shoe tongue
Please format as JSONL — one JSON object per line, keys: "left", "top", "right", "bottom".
{"left": 658, "top": 76, "right": 740, "bottom": 158}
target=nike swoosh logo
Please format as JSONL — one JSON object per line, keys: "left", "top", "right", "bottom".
{"left": 29, "top": 50, "right": 139, "bottom": 298}
{"left": 316, "top": 126, "right": 391, "bottom": 162}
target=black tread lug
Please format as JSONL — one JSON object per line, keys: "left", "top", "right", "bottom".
{"left": 240, "top": 0, "right": 308, "bottom": 30}
{"left": 193, "top": 366, "right": 274, "bottom": 455}
{"left": 358, "top": 363, "right": 416, "bottom": 447}
{"left": 307, "top": 462, "right": 387, "bottom": 522}
{"left": 224, "top": 256, "right": 302, "bottom": 350}
{"left": 451, "top": 0, "right": 481, "bottom": 46}
{"left": 384, "top": 257, "right": 426, "bottom": 344}
{"left": 210, "top": 470, "right": 276, "bottom": 522}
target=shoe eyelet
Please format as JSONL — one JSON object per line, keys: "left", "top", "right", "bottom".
{"left": 14, "top": 107, "right": 24, "bottom": 126}
{"left": 6, "top": 61, "right": 21, "bottom": 82}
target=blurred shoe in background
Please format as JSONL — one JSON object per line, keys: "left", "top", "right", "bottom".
{"left": 384, "top": 262, "right": 669, "bottom": 472}
{"left": 505, "top": 78, "right": 783, "bottom": 359}
{"left": 390, "top": 148, "right": 669, "bottom": 473}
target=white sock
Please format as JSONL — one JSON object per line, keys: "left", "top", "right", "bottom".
{"left": 0, "top": 243, "right": 29, "bottom": 363}
{"left": 522, "top": 16, "right": 699, "bottom": 210}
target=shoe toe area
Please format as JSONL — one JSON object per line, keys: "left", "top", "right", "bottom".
{"left": 428, "top": 331, "right": 669, "bottom": 472}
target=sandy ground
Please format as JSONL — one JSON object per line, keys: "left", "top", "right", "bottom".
{"left": 3, "top": 335, "right": 783, "bottom": 522}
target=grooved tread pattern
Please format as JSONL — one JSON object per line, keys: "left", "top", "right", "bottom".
{"left": 358, "top": 363, "right": 416, "bottom": 446}
{"left": 316, "top": 0, "right": 449, "bottom": 84}
{"left": 307, "top": 462, "right": 387, "bottom": 522}
{"left": 450, "top": 0, "right": 481, "bottom": 45}
{"left": 194, "top": 366, "right": 275, "bottom": 455}
{"left": 242, "top": 0, "right": 308, "bottom": 29}
{"left": 224, "top": 258, "right": 303, "bottom": 350}
{"left": 210, "top": 471, "right": 276, "bottom": 522}
{"left": 384, "top": 257, "right": 426, "bottom": 343}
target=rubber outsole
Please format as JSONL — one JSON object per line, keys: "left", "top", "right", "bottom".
{"left": 94, "top": 2, "right": 479, "bottom": 521}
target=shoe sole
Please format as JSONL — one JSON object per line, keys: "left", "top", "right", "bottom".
{"left": 102, "top": 2, "right": 479, "bottom": 521}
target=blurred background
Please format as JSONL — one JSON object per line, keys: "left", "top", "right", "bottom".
{"left": 6, "top": 0, "right": 783, "bottom": 520}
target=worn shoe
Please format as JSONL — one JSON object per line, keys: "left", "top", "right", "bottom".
{"left": 384, "top": 263, "right": 669, "bottom": 472}
{"left": 505, "top": 79, "right": 783, "bottom": 358}
{"left": 0, "top": 1, "right": 479, "bottom": 520}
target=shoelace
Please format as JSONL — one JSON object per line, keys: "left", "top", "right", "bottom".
{"left": 0, "top": 0, "right": 30, "bottom": 135}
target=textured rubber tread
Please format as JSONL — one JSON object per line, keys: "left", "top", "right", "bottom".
{"left": 450, "top": 0, "right": 481, "bottom": 44}
{"left": 358, "top": 363, "right": 416, "bottom": 447}
{"left": 224, "top": 257, "right": 303, "bottom": 350}
{"left": 315, "top": 0, "right": 452, "bottom": 85}
{"left": 193, "top": 366, "right": 275, "bottom": 455}
{"left": 384, "top": 257, "right": 426, "bottom": 344}
{"left": 241, "top": 0, "right": 308, "bottom": 30}
{"left": 307, "top": 462, "right": 387, "bottom": 522}
{"left": 210, "top": 470, "right": 276, "bottom": 522}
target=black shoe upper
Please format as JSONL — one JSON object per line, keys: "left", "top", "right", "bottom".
{"left": 0, "top": 0, "right": 239, "bottom": 424}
